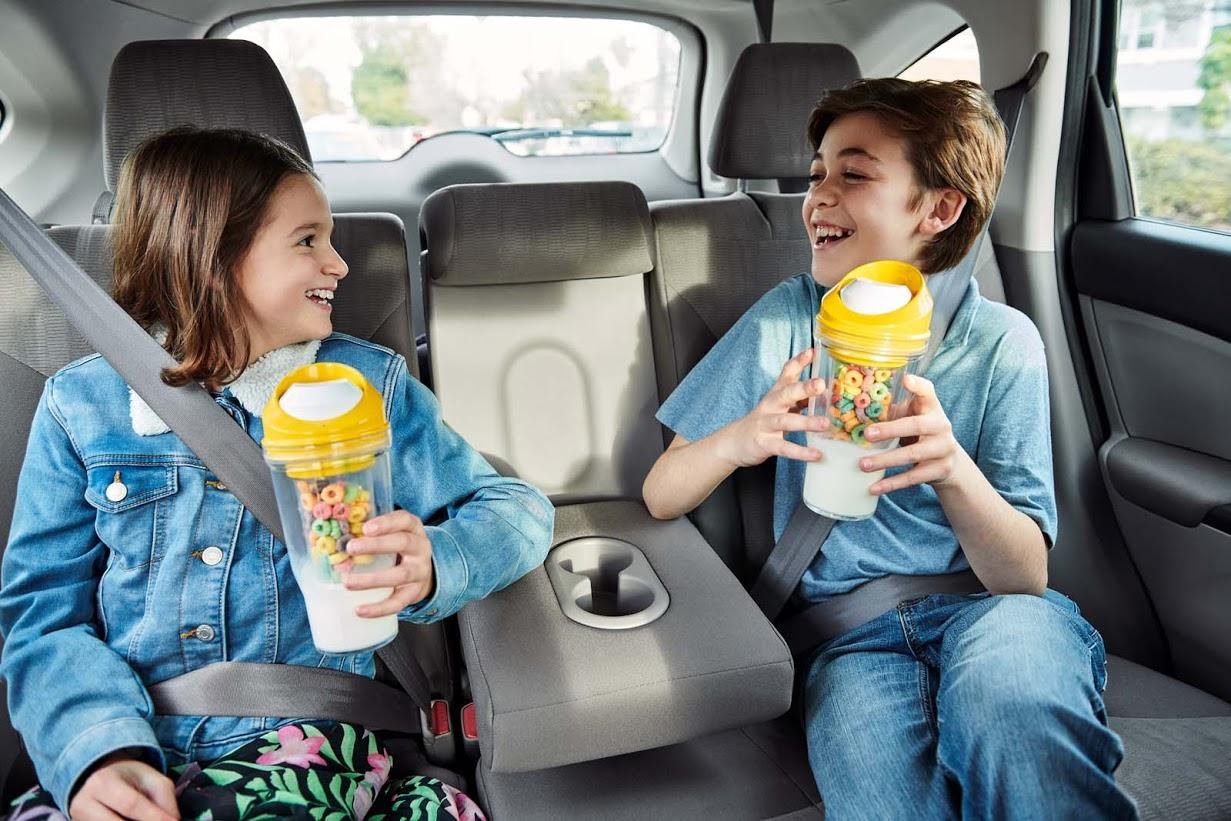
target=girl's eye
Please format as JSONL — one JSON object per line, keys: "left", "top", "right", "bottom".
{"left": 809, "top": 172, "right": 825, "bottom": 184}
{"left": 842, "top": 171, "right": 866, "bottom": 181}
{"left": 297, "top": 235, "right": 315, "bottom": 248}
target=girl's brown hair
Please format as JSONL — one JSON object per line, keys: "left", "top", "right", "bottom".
{"left": 807, "top": 78, "right": 1006, "bottom": 274}
{"left": 111, "top": 126, "right": 316, "bottom": 390}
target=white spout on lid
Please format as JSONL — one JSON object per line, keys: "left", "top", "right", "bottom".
{"left": 278, "top": 378, "right": 363, "bottom": 421}
{"left": 839, "top": 277, "right": 913, "bottom": 315}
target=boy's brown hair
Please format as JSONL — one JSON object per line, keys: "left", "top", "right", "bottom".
{"left": 807, "top": 78, "right": 1006, "bottom": 274}
{"left": 111, "top": 126, "right": 316, "bottom": 390}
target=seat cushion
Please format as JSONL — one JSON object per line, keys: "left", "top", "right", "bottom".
{"left": 1103, "top": 655, "right": 1231, "bottom": 819}
{"left": 476, "top": 716, "right": 822, "bottom": 821}
{"left": 475, "top": 654, "right": 1231, "bottom": 819}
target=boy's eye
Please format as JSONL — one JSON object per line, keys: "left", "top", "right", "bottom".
{"left": 297, "top": 235, "right": 315, "bottom": 248}
{"left": 842, "top": 171, "right": 867, "bottom": 181}
{"left": 809, "top": 172, "right": 825, "bottom": 184}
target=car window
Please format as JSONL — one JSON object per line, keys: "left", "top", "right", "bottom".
{"left": 230, "top": 15, "right": 681, "bottom": 162}
{"left": 1116, "top": 0, "right": 1231, "bottom": 233}
{"left": 898, "top": 27, "right": 980, "bottom": 84}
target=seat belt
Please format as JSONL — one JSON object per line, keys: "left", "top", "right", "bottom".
{"left": 0, "top": 187, "right": 434, "bottom": 728}
{"left": 749, "top": 54, "right": 1048, "bottom": 654}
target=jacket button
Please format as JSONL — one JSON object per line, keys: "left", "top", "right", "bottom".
{"left": 200, "top": 546, "right": 224, "bottom": 566}
{"left": 194, "top": 624, "right": 216, "bottom": 642}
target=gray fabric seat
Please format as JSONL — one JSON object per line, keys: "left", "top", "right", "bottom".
{"left": 0, "top": 38, "right": 434, "bottom": 795}
{"left": 468, "top": 41, "right": 1231, "bottom": 819}
{"left": 647, "top": 41, "right": 1231, "bottom": 821}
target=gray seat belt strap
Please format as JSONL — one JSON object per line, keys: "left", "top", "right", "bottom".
{"left": 778, "top": 570, "right": 985, "bottom": 654}
{"left": 748, "top": 54, "right": 1047, "bottom": 628}
{"left": 146, "top": 663, "right": 421, "bottom": 734}
{"left": 0, "top": 185, "right": 433, "bottom": 720}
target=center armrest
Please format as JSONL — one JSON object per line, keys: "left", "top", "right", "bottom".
{"left": 459, "top": 500, "right": 794, "bottom": 773}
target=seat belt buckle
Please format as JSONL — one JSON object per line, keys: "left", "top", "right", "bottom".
{"left": 460, "top": 701, "right": 479, "bottom": 758}
{"left": 420, "top": 698, "right": 457, "bottom": 765}
{"left": 422, "top": 698, "right": 451, "bottom": 738}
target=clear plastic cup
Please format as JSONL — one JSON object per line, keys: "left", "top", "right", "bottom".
{"left": 802, "top": 262, "right": 932, "bottom": 521}
{"left": 263, "top": 363, "right": 399, "bottom": 654}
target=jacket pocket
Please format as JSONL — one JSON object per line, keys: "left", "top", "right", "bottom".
{"left": 84, "top": 463, "right": 178, "bottom": 569}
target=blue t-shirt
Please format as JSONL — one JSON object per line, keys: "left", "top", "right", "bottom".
{"left": 656, "top": 273, "right": 1058, "bottom": 600}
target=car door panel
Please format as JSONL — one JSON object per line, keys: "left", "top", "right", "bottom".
{"left": 1069, "top": 220, "right": 1231, "bottom": 702}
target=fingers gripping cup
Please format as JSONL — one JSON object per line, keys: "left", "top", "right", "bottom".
{"left": 262, "top": 363, "right": 398, "bottom": 654}
{"left": 804, "top": 261, "right": 933, "bottom": 521}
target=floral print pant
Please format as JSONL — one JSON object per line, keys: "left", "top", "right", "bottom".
{"left": 4, "top": 723, "right": 485, "bottom": 821}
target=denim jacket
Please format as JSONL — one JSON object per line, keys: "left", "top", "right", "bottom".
{"left": 0, "top": 333, "right": 554, "bottom": 811}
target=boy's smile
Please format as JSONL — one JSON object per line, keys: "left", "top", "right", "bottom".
{"left": 803, "top": 111, "right": 956, "bottom": 287}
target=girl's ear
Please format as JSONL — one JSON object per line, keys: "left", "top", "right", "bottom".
{"left": 918, "top": 188, "right": 967, "bottom": 238}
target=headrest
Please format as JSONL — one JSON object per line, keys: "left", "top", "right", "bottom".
{"left": 420, "top": 182, "right": 653, "bottom": 287}
{"left": 709, "top": 43, "right": 860, "bottom": 180}
{"left": 104, "top": 39, "right": 310, "bottom": 191}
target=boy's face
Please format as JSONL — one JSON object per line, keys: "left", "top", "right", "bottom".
{"left": 801, "top": 111, "right": 956, "bottom": 287}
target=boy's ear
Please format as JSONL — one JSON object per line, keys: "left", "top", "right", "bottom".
{"left": 917, "top": 188, "right": 967, "bottom": 238}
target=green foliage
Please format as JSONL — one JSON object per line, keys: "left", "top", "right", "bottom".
{"left": 352, "top": 45, "right": 424, "bottom": 127}
{"left": 1198, "top": 26, "right": 1231, "bottom": 132}
{"left": 1126, "top": 135, "right": 1231, "bottom": 230}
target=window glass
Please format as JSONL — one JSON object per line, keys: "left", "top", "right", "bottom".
{"left": 1118, "top": 0, "right": 1231, "bottom": 232}
{"left": 898, "top": 27, "right": 980, "bottom": 84}
{"left": 230, "top": 15, "right": 681, "bottom": 161}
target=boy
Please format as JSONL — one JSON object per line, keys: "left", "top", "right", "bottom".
{"left": 643, "top": 79, "right": 1136, "bottom": 819}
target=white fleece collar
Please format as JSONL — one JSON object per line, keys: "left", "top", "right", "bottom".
{"left": 130, "top": 338, "right": 322, "bottom": 436}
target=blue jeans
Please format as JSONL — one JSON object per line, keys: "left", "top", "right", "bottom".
{"left": 802, "top": 590, "right": 1137, "bottom": 820}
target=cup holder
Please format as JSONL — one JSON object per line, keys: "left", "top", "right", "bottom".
{"left": 546, "top": 537, "right": 670, "bottom": 629}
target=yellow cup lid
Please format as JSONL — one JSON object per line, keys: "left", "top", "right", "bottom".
{"left": 818, "top": 260, "right": 932, "bottom": 368}
{"left": 262, "top": 363, "right": 390, "bottom": 477}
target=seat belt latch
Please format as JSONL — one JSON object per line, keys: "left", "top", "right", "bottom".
{"left": 423, "top": 699, "right": 452, "bottom": 738}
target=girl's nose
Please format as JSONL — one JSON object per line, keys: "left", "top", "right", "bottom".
{"left": 325, "top": 245, "right": 349, "bottom": 280}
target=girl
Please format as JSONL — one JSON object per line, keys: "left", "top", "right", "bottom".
{"left": 1, "top": 127, "right": 553, "bottom": 820}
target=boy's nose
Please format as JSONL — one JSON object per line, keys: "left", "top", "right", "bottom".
{"left": 808, "top": 180, "right": 838, "bottom": 209}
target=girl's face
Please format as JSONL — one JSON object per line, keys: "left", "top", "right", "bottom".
{"left": 801, "top": 112, "right": 957, "bottom": 286}
{"left": 237, "top": 173, "right": 348, "bottom": 361}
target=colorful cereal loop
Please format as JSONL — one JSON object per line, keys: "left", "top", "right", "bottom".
{"left": 851, "top": 424, "right": 868, "bottom": 446}
{"left": 319, "top": 483, "right": 345, "bottom": 504}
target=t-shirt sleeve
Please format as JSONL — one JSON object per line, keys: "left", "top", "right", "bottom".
{"left": 657, "top": 280, "right": 809, "bottom": 444}
{"left": 973, "top": 318, "right": 1059, "bottom": 547}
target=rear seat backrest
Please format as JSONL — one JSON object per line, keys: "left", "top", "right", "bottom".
{"left": 420, "top": 182, "right": 663, "bottom": 500}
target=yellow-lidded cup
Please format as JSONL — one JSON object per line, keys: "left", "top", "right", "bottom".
{"left": 262, "top": 363, "right": 398, "bottom": 655}
{"left": 804, "top": 261, "right": 934, "bottom": 521}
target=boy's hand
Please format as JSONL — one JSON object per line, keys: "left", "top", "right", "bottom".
{"left": 722, "top": 348, "right": 830, "bottom": 468}
{"left": 859, "top": 373, "right": 960, "bottom": 494}
{"left": 70, "top": 754, "right": 179, "bottom": 821}
{"left": 343, "top": 510, "right": 436, "bottom": 616}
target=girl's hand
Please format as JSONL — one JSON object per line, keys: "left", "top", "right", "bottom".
{"left": 721, "top": 348, "right": 830, "bottom": 468}
{"left": 70, "top": 754, "right": 179, "bottom": 821}
{"left": 343, "top": 510, "right": 436, "bottom": 617}
{"left": 859, "top": 374, "right": 961, "bottom": 495}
